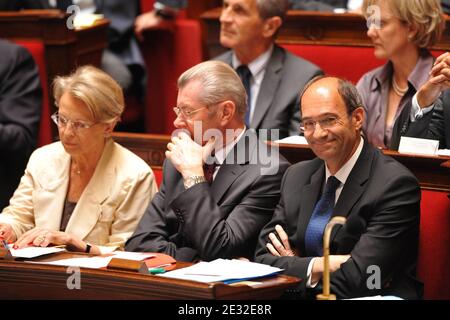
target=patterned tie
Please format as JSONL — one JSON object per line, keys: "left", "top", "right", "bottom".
{"left": 304, "top": 176, "right": 341, "bottom": 256}
{"left": 236, "top": 65, "right": 252, "bottom": 127}
{"left": 203, "top": 162, "right": 217, "bottom": 185}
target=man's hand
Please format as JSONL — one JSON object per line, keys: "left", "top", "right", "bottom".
{"left": 166, "top": 132, "right": 215, "bottom": 179}
{"left": 417, "top": 52, "right": 450, "bottom": 108}
{"left": 311, "top": 255, "right": 351, "bottom": 284}
{"left": 0, "top": 223, "right": 16, "bottom": 243}
{"left": 134, "top": 10, "right": 175, "bottom": 41}
{"left": 266, "top": 224, "right": 298, "bottom": 257}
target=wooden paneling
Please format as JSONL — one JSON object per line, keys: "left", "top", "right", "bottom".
{"left": 0, "top": 10, "right": 109, "bottom": 138}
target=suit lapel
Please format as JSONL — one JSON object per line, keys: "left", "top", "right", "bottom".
{"left": 330, "top": 142, "right": 373, "bottom": 243}
{"left": 65, "top": 140, "right": 115, "bottom": 240}
{"left": 297, "top": 163, "right": 324, "bottom": 254}
{"left": 251, "top": 47, "right": 283, "bottom": 129}
{"left": 210, "top": 130, "right": 257, "bottom": 204}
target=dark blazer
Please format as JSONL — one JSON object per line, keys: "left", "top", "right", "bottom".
{"left": 255, "top": 140, "right": 423, "bottom": 299}
{"left": 126, "top": 129, "right": 290, "bottom": 262}
{"left": 214, "top": 45, "right": 323, "bottom": 139}
{"left": 391, "top": 90, "right": 450, "bottom": 150}
{"left": 0, "top": 40, "right": 41, "bottom": 211}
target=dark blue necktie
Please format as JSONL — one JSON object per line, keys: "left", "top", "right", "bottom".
{"left": 56, "top": 0, "right": 73, "bottom": 10}
{"left": 236, "top": 65, "right": 252, "bottom": 127}
{"left": 305, "top": 176, "right": 341, "bottom": 256}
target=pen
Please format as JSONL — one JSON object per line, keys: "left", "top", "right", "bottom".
{"left": 2, "top": 240, "right": 11, "bottom": 251}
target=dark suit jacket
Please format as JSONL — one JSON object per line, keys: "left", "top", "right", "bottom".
{"left": 255, "top": 140, "right": 423, "bottom": 299}
{"left": 126, "top": 130, "right": 290, "bottom": 262}
{"left": 391, "top": 90, "right": 450, "bottom": 150}
{"left": 0, "top": 40, "right": 41, "bottom": 211}
{"left": 214, "top": 45, "right": 323, "bottom": 139}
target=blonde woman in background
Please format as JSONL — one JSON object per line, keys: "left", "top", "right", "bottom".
{"left": 0, "top": 66, "right": 157, "bottom": 254}
{"left": 357, "top": 0, "right": 445, "bottom": 149}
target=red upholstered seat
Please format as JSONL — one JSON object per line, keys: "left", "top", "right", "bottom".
{"left": 417, "top": 190, "right": 450, "bottom": 300}
{"left": 142, "top": 18, "right": 202, "bottom": 134}
{"left": 281, "top": 44, "right": 385, "bottom": 83}
{"left": 14, "top": 40, "right": 52, "bottom": 147}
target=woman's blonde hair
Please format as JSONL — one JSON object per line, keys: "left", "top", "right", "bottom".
{"left": 53, "top": 65, "right": 124, "bottom": 123}
{"left": 362, "top": 0, "right": 445, "bottom": 48}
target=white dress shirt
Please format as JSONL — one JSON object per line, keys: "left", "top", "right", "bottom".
{"left": 231, "top": 46, "right": 274, "bottom": 123}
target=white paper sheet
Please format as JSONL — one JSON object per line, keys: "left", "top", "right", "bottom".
{"left": 158, "top": 259, "right": 283, "bottom": 283}
{"left": 31, "top": 256, "right": 115, "bottom": 269}
{"left": 10, "top": 247, "right": 65, "bottom": 259}
{"left": 110, "top": 251, "right": 155, "bottom": 261}
{"left": 275, "top": 135, "right": 308, "bottom": 145}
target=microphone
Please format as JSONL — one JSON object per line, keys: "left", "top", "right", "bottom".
{"left": 317, "top": 216, "right": 347, "bottom": 300}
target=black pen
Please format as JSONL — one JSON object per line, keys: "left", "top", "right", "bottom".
{"left": 2, "top": 239, "right": 11, "bottom": 251}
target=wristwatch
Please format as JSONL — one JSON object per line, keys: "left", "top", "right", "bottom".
{"left": 183, "top": 175, "right": 206, "bottom": 189}
{"left": 154, "top": 2, "right": 177, "bottom": 19}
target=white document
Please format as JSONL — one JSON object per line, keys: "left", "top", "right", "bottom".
{"left": 275, "top": 135, "right": 308, "bottom": 145}
{"left": 10, "top": 247, "right": 65, "bottom": 259}
{"left": 437, "top": 149, "right": 450, "bottom": 156}
{"left": 32, "top": 256, "right": 115, "bottom": 269}
{"left": 158, "top": 259, "right": 283, "bottom": 283}
{"left": 398, "top": 137, "right": 439, "bottom": 156}
{"left": 110, "top": 251, "right": 155, "bottom": 261}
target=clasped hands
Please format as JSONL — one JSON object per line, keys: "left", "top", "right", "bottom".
{"left": 266, "top": 224, "right": 350, "bottom": 276}
{"left": 418, "top": 52, "right": 450, "bottom": 107}
{"left": 165, "top": 132, "right": 215, "bottom": 179}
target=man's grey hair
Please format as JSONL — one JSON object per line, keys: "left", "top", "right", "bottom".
{"left": 256, "top": 0, "right": 290, "bottom": 22}
{"left": 177, "top": 60, "right": 247, "bottom": 120}
{"left": 300, "top": 75, "right": 364, "bottom": 115}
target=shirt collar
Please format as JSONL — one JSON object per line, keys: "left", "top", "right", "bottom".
{"left": 371, "top": 50, "right": 434, "bottom": 92}
{"left": 232, "top": 45, "right": 274, "bottom": 79}
{"left": 325, "top": 136, "right": 364, "bottom": 185}
{"left": 213, "top": 126, "right": 247, "bottom": 165}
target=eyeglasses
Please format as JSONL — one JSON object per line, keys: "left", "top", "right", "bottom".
{"left": 300, "top": 115, "right": 343, "bottom": 133}
{"left": 173, "top": 106, "right": 208, "bottom": 119}
{"left": 51, "top": 112, "right": 97, "bottom": 132}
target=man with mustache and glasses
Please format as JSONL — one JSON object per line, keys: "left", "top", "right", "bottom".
{"left": 255, "top": 76, "right": 423, "bottom": 299}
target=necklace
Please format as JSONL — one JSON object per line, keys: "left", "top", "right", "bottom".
{"left": 392, "top": 77, "right": 408, "bottom": 96}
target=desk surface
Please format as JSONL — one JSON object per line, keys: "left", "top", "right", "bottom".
{"left": 0, "top": 252, "right": 301, "bottom": 300}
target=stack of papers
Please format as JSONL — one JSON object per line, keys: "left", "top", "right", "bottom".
{"left": 274, "top": 135, "right": 308, "bottom": 145}
{"left": 158, "top": 259, "right": 283, "bottom": 284}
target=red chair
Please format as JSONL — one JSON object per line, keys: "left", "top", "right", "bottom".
{"left": 14, "top": 40, "right": 52, "bottom": 147}
{"left": 140, "top": 0, "right": 203, "bottom": 134}
{"left": 417, "top": 190, "right": 450, "bottom": 299}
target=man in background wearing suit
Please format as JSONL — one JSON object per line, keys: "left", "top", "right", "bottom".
{"left": 215, "top": 0, "right": 323, "bottom": 139}
{"left": 0, "top": 39, "right": 42, "bottom": 211}
{"left": 255, "top": 76, "right": 423, "bottom": 299}
{"left": 126, "top": 60, "right": 289, "bottom": 262}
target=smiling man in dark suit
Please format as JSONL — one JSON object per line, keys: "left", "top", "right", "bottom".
{"left": 255, "top": 76, "right": 423, "bottom": 299}
{"left": 215, "top": 0, "right": 323, "bottom": 139}
{"left": 126, "top": 60, "right": 289, "bottom": 262}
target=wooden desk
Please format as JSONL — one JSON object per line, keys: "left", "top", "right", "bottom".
{"left": 273, "top": 142, "right": 450, "bottom": 193}
{"left": 0, "top": 10, "right": 109, "bottom": 137}
{"left": 0, "top": 252, "right": 300, "bottom": 300}
{"left": 201, "top": 9, "right": 450, "bottom": 59}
